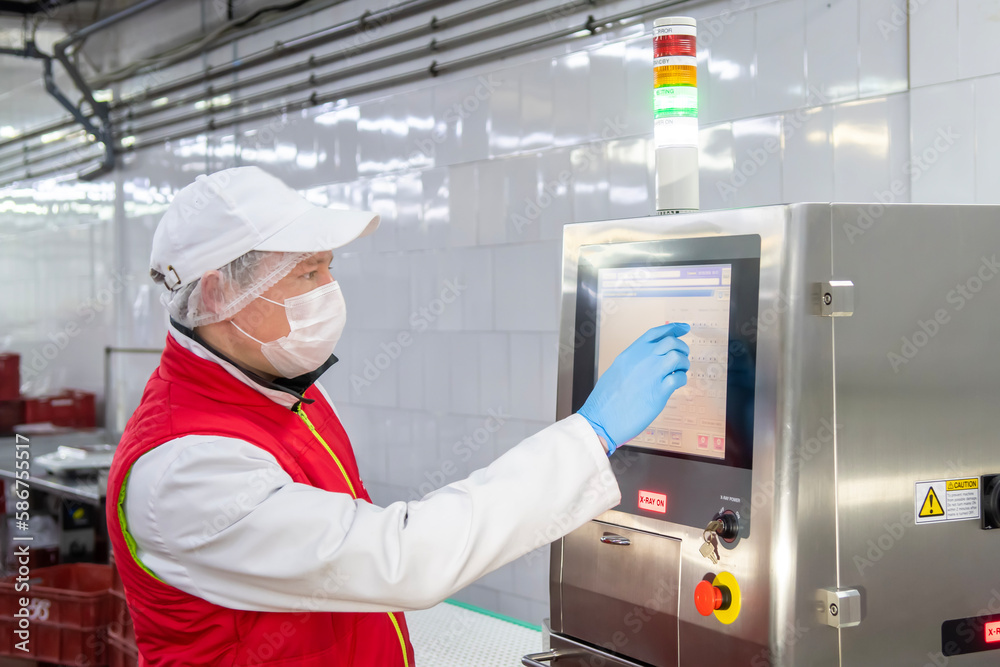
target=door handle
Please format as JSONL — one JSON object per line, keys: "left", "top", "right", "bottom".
{"left": 523, "top": 650, "right": 569, "bottom": 665}
{"left": 600, "top": 532, "right": 631, "bottom": 546}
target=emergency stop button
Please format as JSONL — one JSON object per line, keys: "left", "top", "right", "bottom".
{"left": 694, "top": 572, "right": 742, "bottom": 624}
{"left": 694, "top": 580, "right": 731, "bottom": 616}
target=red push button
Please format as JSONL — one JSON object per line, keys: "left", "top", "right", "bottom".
{"left": 694, "top": 580, "right": 724, "bottom": 616}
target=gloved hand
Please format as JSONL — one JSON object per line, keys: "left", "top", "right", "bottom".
{"left": 578, "top": 323, "right": 691, "bottom": 455}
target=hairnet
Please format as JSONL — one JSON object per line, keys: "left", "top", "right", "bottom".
{"left": 152, "top": 250, "right": 310, "bottom": 328}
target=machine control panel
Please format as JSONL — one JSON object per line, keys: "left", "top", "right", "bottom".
{"left": 596, "top": 264, "right": 732, "bottom": 459}
{"left": 572, "top": 235, "right": 760, "bottom": 533}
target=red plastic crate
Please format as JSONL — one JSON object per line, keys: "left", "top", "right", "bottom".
{"left": 0, "top": 354, "right": 19, "bottom": 401}
{"left": 109, "top": 589, "right": 134, "bottom": 645}
{"left": 23, "top": 396, "right": 52, "bottom": 424}
{"left": 110, "top": 562, "right": 124, "bottom": 597}
{"left": 49, "top": 393, "right": 77, "bottom": 427}
{"left": 0, "top": 563, "right": 112, "bottom": 665}
{"left": 23, "top": 390, "right": 97, "bottom": 428}
{"left": 108, "top": 630, "right": 139, "bottom": 667}
{"left": 71, "top": 390, "right": 97, "bottom": 428}
{"left": 0, "top": 563, "right": 112, "bottom": 627}
{"left": 0, "top": 400, "right": 23, "bottom": 434}
{"left": 0, "top": 618, "right": 108, "bottom": 664}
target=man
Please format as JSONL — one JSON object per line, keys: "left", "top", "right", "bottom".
{"left": 106, "top": 166, "right": 690, "bottom": 665}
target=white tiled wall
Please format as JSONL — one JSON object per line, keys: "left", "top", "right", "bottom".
{"left": 4, "top": 0, "right": 1000, "bottom": 626}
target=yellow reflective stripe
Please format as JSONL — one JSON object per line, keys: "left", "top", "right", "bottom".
{"left": 294, "top": 404, "right": 357, "bottom": 498}
{"left": 117, "top": 468, "right": 163, "bottom": 582}
{"left": 296, "top": 405, "right": 408, "bottom": 665}
{"left": 387, "top": 611, "right": 409, "bottom": 667}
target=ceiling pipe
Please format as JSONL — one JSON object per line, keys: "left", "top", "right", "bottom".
{"left": 112, "top": 0, "right": 580, "bottom": 129}
{"left": 48, "top": 0, "right": 173, "bottom": 180}
{"left": 0, "top": 0, "right": 464, "bottom": 151}
{"left": 119, "top": 0, "right": 691, "bottom": 150}
{"left": 0, "top": 0, "right": 583, "bottom": 163}
{"left": 0, "top": 0, "right": 698, "bottom": 185}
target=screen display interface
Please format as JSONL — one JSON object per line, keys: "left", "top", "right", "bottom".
{"left": 596, "top": 264, "right": 732, "bottom": 459}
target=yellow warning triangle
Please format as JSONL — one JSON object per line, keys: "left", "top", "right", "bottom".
{"left": 919, "top": 487, "right": 945, "bottom": 518}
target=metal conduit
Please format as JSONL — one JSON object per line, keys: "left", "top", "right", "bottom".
{"left": 112, "top": 0, "right": 604, "bottom": 138}
{"left": 1, "top": 0, "right": 698, "bottom": 186}
{"left": 52, "top": 0, "right": 174, "bottom": 179}
{"left": 0, "top": 0, "right": 545, "bottom": 171}
{"left": 0, "top": 0, "right": 494, "bottom": 151}
{"left": 122, "top": 0, "right": 694, "bottom": 149}
{"left": 97, "top": 0, "right": 490, "bottom": 93}
{"left": 112, "top": 0, "right": 545, "bottom": 124}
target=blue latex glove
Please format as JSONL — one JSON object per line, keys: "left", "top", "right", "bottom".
{"left": 578, "top": 323, "right": 691, "bottom": 455}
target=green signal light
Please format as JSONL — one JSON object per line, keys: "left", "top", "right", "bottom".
{"left": 654, "top": 108, "right": 698, "bottom": 118}
{"left": 653, "top": 86, "right": 698, "bottom": 115}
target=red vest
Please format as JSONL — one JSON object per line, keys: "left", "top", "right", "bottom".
{"left": 106, "top": 334, "right": 415, "bottom": 666}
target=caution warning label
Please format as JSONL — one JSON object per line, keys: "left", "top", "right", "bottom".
{"left": 919, "top": 487, "right": 945, "bottom": 518}
{"left": 915, "top": 478, "right": 980, "bottom": 524}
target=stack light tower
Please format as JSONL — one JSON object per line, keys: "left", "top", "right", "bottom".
{"left": 653, "top": 17, "right": 699, "bottom": 213}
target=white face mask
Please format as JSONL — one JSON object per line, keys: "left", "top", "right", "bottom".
{"left": 232, "top": 281, "right": 346, "bottom": 378}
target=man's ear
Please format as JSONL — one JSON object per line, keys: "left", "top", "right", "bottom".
{"left": 199, "top": 270, "right": 225, "bottom": 315}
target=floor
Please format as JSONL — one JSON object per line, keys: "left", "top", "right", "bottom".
{"left": 0, "top": 601, "right": 544, "bottom": 666}
{"left": 408, "top": 600, "right": 544, "bottom": 666}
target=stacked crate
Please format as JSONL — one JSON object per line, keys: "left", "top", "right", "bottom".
{"left": 24, "top": 390, "right": 97, "bottom": 429}
{"left": 0, "top": 352, "right": 97, "bottom": 433}
{"left": 0, "top": 563, "right": 112, "bottom": 665}
{"left": 108, "top": 557, "right": 138, "bottom": 667}
{"left": 0, "top": 355, "right": 20, "bottom": 435}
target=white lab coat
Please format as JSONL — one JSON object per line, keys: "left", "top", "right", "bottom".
{"left": 123, "top": 326, "right": 621, "bottom": 613}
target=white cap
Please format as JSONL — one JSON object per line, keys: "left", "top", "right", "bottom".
{"left": 654, "top": 16, "right": 696, "bottom": 27}
{"left": 150, "top": 166, "right": 380, "bottom": 290}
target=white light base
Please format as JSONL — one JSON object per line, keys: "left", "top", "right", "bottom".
{"left": 655, "top": 145, "right": 699, "bottom": 212}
